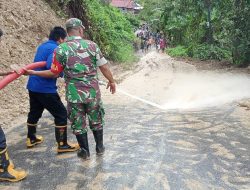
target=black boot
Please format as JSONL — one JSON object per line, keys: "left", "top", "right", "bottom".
{"left": 55, "top": 127, "right": 79, "bottom": 153}
{"left": 93, "top": 129, "right": 105, "bottom": 155}
{"left": 75, "top": 133, "right": 90, "bottom": 160}
{"left": 26, "top": 123, "right": 43, "bottom": 148}
{"left": 0, "top": 148, "right": 27, "bottom": 182}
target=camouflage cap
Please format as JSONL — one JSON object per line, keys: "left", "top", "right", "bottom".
{"left": 65, "top": 18, "right": 85, "bottom": 29}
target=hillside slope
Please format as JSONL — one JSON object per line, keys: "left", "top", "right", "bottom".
{"left": 0, "top": 0, "right": 64, "bottom": 128}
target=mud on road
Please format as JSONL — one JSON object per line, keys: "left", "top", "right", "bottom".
{"left": 1, "top": 91, "right": 250, "bottom": 190}
{"left": 1, "top": 51, "right": 250, "bottom": 190}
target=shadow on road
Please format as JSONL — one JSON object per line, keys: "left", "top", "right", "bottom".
{"left": 1, "top": 102, "right": 250, "bottom": 190}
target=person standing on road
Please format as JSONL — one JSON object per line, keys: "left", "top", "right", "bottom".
{"left": 0, "top": 28, "right": 27, "bottom": 182}
{"left": 155, "top": 31, "right": 161, "bottom": 52}
{"left": 140, "top": 36, "right": 145, "bottom": 53}
{"left": 24, "top": 18, "right": 116, "bottom": 160}
{"left": 159, "top": 36, "right": 166, "bottom": 53}
{"left": 26, "top": 27, "right": 79, "bottom": 153}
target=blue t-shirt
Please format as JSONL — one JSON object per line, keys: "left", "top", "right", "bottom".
{"left": 27, "top": 40, "right": 58, "bottom": 93}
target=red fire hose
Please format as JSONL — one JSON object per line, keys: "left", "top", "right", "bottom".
{"left": 0, "top": 61, "right": 46, "bottom": 90}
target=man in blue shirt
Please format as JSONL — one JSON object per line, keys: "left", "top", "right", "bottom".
{"left": 26, "top": 27, "right": 79, "bottom": 153}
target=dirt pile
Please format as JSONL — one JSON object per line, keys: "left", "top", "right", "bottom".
{"left": 118, "top": 51, "right": 250, "bottom": 110}
{"left": 0, "top": 0, "right": 64, "bottom": 128}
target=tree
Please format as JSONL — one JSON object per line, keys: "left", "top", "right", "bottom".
{"left": 139, "top": 0, "right": 249, "bottom": 64}
{"left": 232, "top": 0, "right": 250, "bottom": 65}
{"left": 52, "top": 0, "right": 136, "bottom": 62}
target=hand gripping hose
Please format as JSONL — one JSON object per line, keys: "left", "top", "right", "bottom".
{"left": 0, "top": 61, "right": 46, "bottom": 90}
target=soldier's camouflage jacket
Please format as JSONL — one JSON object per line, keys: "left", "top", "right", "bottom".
{"left": 51, "top": 36, "right": 107, "bottom": 103}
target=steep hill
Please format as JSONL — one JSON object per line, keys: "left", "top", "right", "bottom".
{"left": 0, "top": 0, "right": 64, "bottom": 128}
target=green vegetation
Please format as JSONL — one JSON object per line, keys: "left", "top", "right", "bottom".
{"left": 124, "top": 13, "right": 141, "bottom": 28}
{"left": 191, "top": 44, "right": 231, "bottom": 61}
{"left": 139, "top": 0, "right": 250, "bottom": 65}
{"left": 48, "top": 0, "right": 137, "bottom": 64}
{"left": 85, "top": 0, "right": 136, "bottom": 63}
{"left": 167, "top": 46, "right": 188, "bottom": 58}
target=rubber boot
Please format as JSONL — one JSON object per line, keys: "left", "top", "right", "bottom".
{"left": 26, "top": 123, "right": 43, "bottom": 148}
{"left": 75, "top": 133, "right": 90, "bottom": 160}
{"left": 0, "top": 148, "right": 27, "bottom": 182}
{"left": 93, "top": 129, "right": 105, "bottom": 155}
{"left": 9, "top": 161, "right": 14, "bottom": 169}
{"left": 55, "top": 127, "right": 80, "bottom": 153}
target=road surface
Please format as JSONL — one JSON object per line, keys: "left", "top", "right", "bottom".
{"left": 1, "top": 52, "right": 250, "bottom": 190}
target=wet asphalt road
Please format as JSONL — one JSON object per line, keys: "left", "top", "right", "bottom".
{"left": 0, "top": 100, "right": 250, "bottom": 190}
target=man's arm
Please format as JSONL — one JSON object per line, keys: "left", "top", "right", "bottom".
{"left": 24, "top": 49, "right": 63, "bottom": 78}
{"left": 99, "top": 64, "right": 116, "bottom": 94}
{"left": 94, "top": 43, "right": 116, "bottom": 94}
{"left": 24, "top": 69, "right": 59, "bottom": 78}
{"left": 0, "top": 71, "right": 14, "bottom": 76}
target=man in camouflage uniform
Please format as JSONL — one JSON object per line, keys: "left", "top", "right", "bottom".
{"left": 25, "top": 18, "right": 116, "bottom": 160}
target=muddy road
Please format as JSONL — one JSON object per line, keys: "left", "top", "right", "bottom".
{"left": 1, "top": 52, "right": 250, "bottom": 190}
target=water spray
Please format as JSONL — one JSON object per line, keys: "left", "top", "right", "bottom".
{"left": 99, "top": 80, "right": 165, "bottom": 110}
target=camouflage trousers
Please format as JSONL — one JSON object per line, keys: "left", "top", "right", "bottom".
{"left": 67, "top": 99, "right": 105, "bottom": 135}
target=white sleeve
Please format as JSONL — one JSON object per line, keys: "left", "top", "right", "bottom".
{"left": 97, "top": 56, "right": 108, "bottom": 67}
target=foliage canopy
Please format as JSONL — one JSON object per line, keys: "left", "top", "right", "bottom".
{"left": 50, "top": 0, "right": 137, "bottom": 63}
{"left": 139, "top": 0, "right": 250, "bottom": 65}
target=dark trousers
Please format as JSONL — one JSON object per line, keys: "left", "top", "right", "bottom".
{"left": 27, "top": 91, "right": 67, "bottom": 126}
{"left": 0, "top": 127, "right": 7, "bottom": 150}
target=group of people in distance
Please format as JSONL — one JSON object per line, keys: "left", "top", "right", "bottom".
{"left": 135, "top": 24, "right": 167, "bottom": 53}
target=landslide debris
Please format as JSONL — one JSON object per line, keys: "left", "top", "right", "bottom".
{"left": 0, "top": 0, "right": 64, "bottom": 128}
